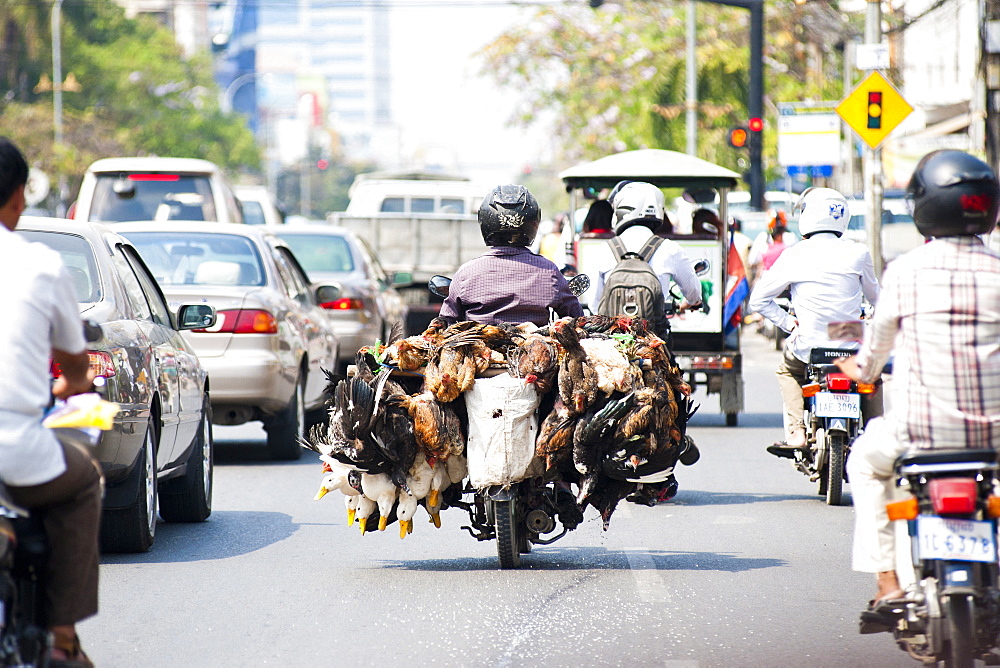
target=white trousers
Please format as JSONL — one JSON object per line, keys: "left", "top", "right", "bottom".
{"left": 847, "top": 416, "right": 908, "bottom": 573}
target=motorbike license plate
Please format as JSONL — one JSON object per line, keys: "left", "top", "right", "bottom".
{"left": 813, "top": 392, "right": 861, "bottom": 418}
{"left": 916, "top": 516, "right": 997, "bottom": 563}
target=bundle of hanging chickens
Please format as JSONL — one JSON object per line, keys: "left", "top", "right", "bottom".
{"left": 301, "top": 314, "right": 697, "bottom": 538}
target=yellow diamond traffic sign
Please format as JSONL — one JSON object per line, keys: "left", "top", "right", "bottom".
{"left": 836, "top": 71, "right": 913, "bottom": 150}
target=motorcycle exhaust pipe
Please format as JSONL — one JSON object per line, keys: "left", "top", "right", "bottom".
{"left": 525, "top": 509, "right": 555, "bottom": 534}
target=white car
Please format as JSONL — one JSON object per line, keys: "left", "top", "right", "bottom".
{"left": 116, "top": 222, "right": 341, "bottom": 460}
{"left": 72, "top": 157, "right": 245, "bottom": 224}
{"left": 235, "top": 184, "right": 286, "bottom": 226}
{"left": 843, "top": 197, "right": 924, "bottom": 264}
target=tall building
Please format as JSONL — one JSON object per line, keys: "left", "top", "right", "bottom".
{"left": 215, "top": 0, "right": 394, "bottom": 168}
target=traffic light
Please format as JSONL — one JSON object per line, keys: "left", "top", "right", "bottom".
{"left": 727, "top": 126, "right": 749, "bottom": 149}
{"left": 867, "top": 91, "right": 882, "bottom": 129}
{"left": 316, "top": 158, "right": 329, "bottom": 171}
{"left": 748, "top": 117, "right": 764, "bottom": 133}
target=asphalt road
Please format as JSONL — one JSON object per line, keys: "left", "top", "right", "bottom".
{"left": 80, "top": 330, "right": 913, "bottom": 667}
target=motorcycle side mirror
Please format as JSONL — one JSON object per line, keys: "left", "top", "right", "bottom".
{"left": 827, "top": 320, "right": 864, "bottom": 342}
{"left": 428, "top": 275, "right": 451, "bottom": 298}
{"left": 567, "top": 273, "right": 590, "bottom": 297}
{"left": 692, "top": 259, "right": 710, "bottom": 276}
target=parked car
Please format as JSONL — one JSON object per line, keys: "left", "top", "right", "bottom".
{"left": 71, "top": 157, "right": 245, "bottom": 224}
{"left": 17, "top": 216, "right": 217, "bottom": 554}
{"left": 114, "top": 222, "right": 341, "bottom": 460}
{"left": 274, "top": 224, "right": 408, "bottom": 370}
{"left": 235, "top": 184, "right": 285, "bottom": 226}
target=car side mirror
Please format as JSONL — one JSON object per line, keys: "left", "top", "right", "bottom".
{"left": 693, "top": 259, "right": 710, "bottom": 276}
{"left": 315, "top": 283, "right": 342, "bottom": 307}
{"left": 177, "top": 304, "right": 216, "bottom": 330}
{"left": 567, "top": 273, "right": 590, "bottom": 297}
{"left": 391, "top": 271, "right": 413, "bottom": 288}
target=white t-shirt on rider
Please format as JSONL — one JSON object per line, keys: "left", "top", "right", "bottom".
{"left": 0, "top": 226, "right": 86, "bottom": 486}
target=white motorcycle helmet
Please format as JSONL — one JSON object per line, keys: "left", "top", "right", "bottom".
{"left": 612, "top": 182, "right": 665, "bottom": 234}
{"left": 794, "top": 187, "right": 849, "bottom": 238}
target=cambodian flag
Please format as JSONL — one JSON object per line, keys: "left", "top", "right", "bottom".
{"left": 723, "top": 232, "right": 749, "bottom": 335}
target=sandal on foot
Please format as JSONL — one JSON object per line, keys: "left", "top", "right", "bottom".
{"left": 48, "top": 633, "right": 93, "bottom": 668}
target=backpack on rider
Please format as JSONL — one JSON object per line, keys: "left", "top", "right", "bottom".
{"left": 595, "top": 235, "right": 669, "bottom": 336}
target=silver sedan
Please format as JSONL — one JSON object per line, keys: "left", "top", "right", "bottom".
{"left": 116, "top": 222, "right": 340, "bottom": 460}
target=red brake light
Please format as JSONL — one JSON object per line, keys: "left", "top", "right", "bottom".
{"left": 826, "top": 373, "right": 852, "bottom": 391}
{"left": 127, "top": 174, "right": 180, "bottom": 182}
{"left": 195, "top": 309, "right": 278, "bottom": 334}
{"left": 321, "top": 298, "right": 364, "bottom": 311}
{"left": 929, "top": 478, "right": 978, "bottom": 515}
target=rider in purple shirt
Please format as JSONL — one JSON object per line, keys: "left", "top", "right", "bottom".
{"left": 440, "top": 185, "right": 583, "bottom": 327}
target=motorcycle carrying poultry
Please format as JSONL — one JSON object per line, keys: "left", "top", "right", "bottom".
{"left": 863, "top": 448, "right": 1000, "bottom": 667}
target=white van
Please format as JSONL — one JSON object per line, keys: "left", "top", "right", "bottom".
{"left": 72, "top": 157, "right": 244, "bottom": 224}
{"left": 344, "top": 172, "right": 489, "bottom": 216}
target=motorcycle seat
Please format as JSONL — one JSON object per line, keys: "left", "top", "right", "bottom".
{"left": 897, "top": 448, "right": 998, "bottom": 468}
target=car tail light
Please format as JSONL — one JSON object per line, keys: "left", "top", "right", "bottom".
{"left": 87, "top": 351, "right": 116, "bottom": 378}
{"left": 886, "top": 496, "right": 918, "bottom": 521}
{"left": 127, "top": 174, "right": 180, "bottom": 182}
{"left": 321, "top": 297, "right": 364, "bottom": 311}
{"left": 194, "top": 309, "right": 278, "bottom": 334}
{"left": 51, "top": 351, "right": 116, "bottom": 378}
{"left": 826, "top": 373, "right": 852, "bottom": 391}
{"left": 929, "top": 478, "right": 978, "bottom": 515}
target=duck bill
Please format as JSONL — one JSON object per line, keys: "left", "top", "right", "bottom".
{"left": 359, "top": 517, "right": 368, "bottom": 535}
{"left": 399, "top": 520, "right": 410, "bottom": 538}
{"left": 427, "top": 490, "right": 440, "bottom": 507}
{"left": 378, "top": 516, "right": 388, "bottom": 531}
{"left": 347, "top": 508, "right": 356, "bottom": 526}
{"left": 431, "top": 513, "right": 441, "bottom": 529}
{"left": 314, "top": 487, "right": 329, "bottom": 501}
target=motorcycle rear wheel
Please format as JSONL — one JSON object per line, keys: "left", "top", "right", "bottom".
{"left": 944, "top": 594, "right": 975, "bottom": 668}
{"left": 494, "top": 500, "right": 521, "bottom": 569}
{"left": 825, "top": 432, "right": 846, "bottom": 506}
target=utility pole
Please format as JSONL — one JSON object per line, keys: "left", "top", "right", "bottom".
{"left": 864, "top": 0, "right": 884, "bottom": 276}
{"left": 52, "top": 0, "right": 67, "bottom": 216}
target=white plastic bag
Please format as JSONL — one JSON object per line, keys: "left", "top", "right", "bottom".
{"left": 464, "top": 373, "right": 543, "bottom": 488}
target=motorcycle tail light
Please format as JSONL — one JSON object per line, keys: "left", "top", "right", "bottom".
{"left": 929, "top": 477, "right": 978, "bottom": 515}
{"left": 801, "top": 382, "right": 821, "bottom": 397}
{"left": 886, "top": 496, "right": 918, "bottom": 521}
{"left": 988, "top": 496, "right": 1000, "bottom": 519}
{"left": 826, "top": 373, "right": 852, "bottom": 391}
{"left": 857, "top": 382, "right": 877, "bottom": 394}
{"left": 320, "top": 298, "right": 364, "bottom": 311}
{"left": 195, "top": 309, "right": 278, "bottom": 334}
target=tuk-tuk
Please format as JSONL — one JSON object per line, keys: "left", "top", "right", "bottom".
{"left": 560, "top": 149, "right": 744, "bottom": 426}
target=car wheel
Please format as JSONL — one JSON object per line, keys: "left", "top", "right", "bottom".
{"left": 159, "top": 394, "right": 213, "bottom": 522}
{"left": 101, "top": 415, "right": 157, "bottom": 553}
{"left": 265, "top": 377, "right": 304, "bottom": 461}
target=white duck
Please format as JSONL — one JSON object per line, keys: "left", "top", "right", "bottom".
{"left": 398, "top": 456, "right": 434, "bottom": 536}
{"left": 356, "top": 495, "right": 377, "bottom": 535}
{"left": 361, "top": 472, "right": 398, "bottom": 532}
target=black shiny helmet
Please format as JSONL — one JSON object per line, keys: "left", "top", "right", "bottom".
{"left": 907, "top": 150, "right": 1000, "bottom": 238}
{"left": 478, "top": 184, "right": 541, "bottom": 246}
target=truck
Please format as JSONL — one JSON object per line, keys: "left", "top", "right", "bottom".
{"left": 560, "top": 149, "right": 745, "bottom": 425}
{"left": 327, "top": 172, "right": 491, "bottom": 334}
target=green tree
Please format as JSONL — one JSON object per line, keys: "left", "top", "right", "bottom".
{"left": 0, "top": 0, "right": 261, "bottom": 203}
{"left": 479, "top": 0, "right": 855, "bottom": 180}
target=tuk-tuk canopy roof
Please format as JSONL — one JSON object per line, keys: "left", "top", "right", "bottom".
{"left": 559, "top": 149, "right": 740, "bottom": 191}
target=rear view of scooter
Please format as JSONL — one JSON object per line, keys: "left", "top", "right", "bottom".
{"left": 866, "top": 449, "right": 1000, "bottom": 667}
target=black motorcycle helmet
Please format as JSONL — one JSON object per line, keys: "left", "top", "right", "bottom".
{"left": 907, "top": 150, "right": 1000, "bottom": 238}
{"left": 478, "top": 184, "right": 541, "bottom": 246}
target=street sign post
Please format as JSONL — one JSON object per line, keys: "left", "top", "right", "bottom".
{"left": 836, "top": 71, "right": 913, "bottom": 276}
{"left": 835, "top": 71, "right": 913, "bottom": 150}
